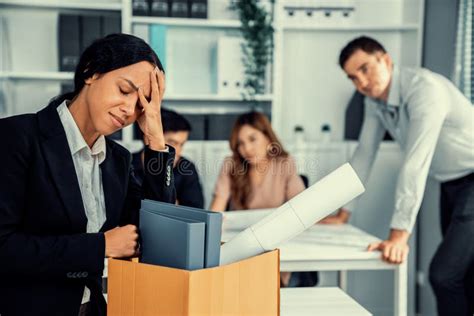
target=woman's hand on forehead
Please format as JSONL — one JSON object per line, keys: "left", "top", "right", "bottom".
{"left": 136, "top": 67, "right": 166, "bottom": 151}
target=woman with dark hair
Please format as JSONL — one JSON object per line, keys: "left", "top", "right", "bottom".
{"left": 209, "top": 111, "right": 305, "bottom": 286}
{"left": 0, "top": 34, "right": 175, "bottom": 316}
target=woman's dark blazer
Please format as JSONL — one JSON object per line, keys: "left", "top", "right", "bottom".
{"left": 0, "top": 98, "right": 176, "bottom": 316}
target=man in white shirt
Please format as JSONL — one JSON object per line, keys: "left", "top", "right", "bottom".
{"left": 337, "top": 36, "right": 474, "bottom": 316}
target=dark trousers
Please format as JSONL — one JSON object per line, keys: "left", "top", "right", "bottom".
{"left": 429, "top": 172, "right": 474, "bottom": 316}
{"left": 78, "top": 303, "right": 91, "bottom": 316}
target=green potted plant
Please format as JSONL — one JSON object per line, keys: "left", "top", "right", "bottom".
{"left": 231, "top": 0, "right": 275, "bottom": 100}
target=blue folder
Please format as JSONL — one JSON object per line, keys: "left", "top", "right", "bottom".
{"left": 140, "top": 208, "right": 205, "bottom": 270}
{"left": 141, "top": 200, "right": 222, "bottom": 268}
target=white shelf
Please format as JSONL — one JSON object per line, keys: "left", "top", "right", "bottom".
{"left": 132, "top": 16, "right": 240, "bottom": 28}
{"left": 281, "top": 24, "right": 420, "bottom": 32}
{"left": 0, "top": 0, "right": 122, "bottom": 11}
{"left": 0, "top": 71, "right": 74, "bottom": 81}
{"left": 165, "top": 94, "right": 273, "bottom": 102}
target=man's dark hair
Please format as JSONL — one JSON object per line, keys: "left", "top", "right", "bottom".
{"left": 339, "top": 36, "right": 387, "bottom": 69}
{"left": 161, "top": 108, "right": 192, "bottom": 133}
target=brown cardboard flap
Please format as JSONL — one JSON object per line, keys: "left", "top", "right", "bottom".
{"left": 108, "top": 250, "right": 280, "bottom": 316}
{"left": 108, "top": 259, "right": 190, "bottom": 315}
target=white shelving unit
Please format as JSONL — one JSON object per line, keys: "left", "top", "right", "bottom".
{"left": 281, "top": 24, "right": 420, "bottom": 32}
{"left": 0, "top": 0, "right": 273, "bottom": 146}
{"left": 0, "top": 71, "right": 74, "bottom": 80}
{"left": 131, "top": 16, "right": 240, "bottom": 28}
{"left": 0, "top": 0, "right": 122, "bottom": 11}
{"left": 123, "top": 0, "right": 273, "bottom": 122}
{"left": 0, "top": 0, "right": 133, "bottom": 141}
{"left": 165, "top": 93, "right": 273, "bottom": 102}
{"left": 0, "top": 1, "right": 123, "bottom": 82}
{"left": 271, "top": 0, "right": 425, "bottom": 143}
{"left": 0, "top": 0, "right": 425, "bottom": 144}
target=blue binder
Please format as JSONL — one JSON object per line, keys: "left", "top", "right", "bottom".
{"left": 141, "top": 200, "right": 222, "bottom": 268}
{"left": 140, "top": 208, "right": 205, "bottom": 270}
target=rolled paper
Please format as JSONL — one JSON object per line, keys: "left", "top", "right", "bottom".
{"left": 220, "top": 163, "right": 365, "bottom": 265}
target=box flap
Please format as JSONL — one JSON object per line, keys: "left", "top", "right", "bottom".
{"left": 108, "top": 259, "right": 190, "bottom": 315}
{"left": 187, "top": 250, "right": 280, "bottom": 315}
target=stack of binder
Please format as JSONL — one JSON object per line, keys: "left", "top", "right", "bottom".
{"left": 58, "top": 13, "right": 121, "bottom": 72}
{"left": 132, "top": 0, "right": 208, "bottom": 18}
{"left": 139, "top": 200, "right": 222, "bottom": 270}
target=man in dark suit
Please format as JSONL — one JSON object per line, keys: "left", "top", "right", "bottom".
{"left": 133, "top": 108, "right": 205, "bottom": 209}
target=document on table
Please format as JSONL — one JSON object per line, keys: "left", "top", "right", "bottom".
{"left": 221, "top": 163, "right": 366, "bottom": 264}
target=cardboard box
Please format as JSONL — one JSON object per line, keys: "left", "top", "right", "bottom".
{"left": 107, "top": 250, "right": 280, "bottom": 315}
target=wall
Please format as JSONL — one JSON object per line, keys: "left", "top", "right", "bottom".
{"left": 422, "top": 0, "right": 459, "bottom": 78}
{"left": 419, "top": 0, "right": 459, "bottom": 315}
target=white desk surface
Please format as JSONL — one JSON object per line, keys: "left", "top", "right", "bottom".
{"left": 221, "top": 210, "right": 407, "bottom": 316}
{"left": 281, "top": 287, "right": 372, "bottom": 316}
{"left": 103, "top": 220, "right": 384, "bottom": 277}
{"left": 222, "top": 210, "right": 383, "bottom": 262}
{"left": 104, "top": 288, "right": 371, "bottom": 315}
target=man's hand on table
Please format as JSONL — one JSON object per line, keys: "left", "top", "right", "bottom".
{"left": 367, "top": 229, "right": 410, "bottom": 264}
{"left": 318, "top": 208, "right": 350, "bottom": 225}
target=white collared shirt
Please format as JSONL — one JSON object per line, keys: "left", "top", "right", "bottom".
{"left": 57, "top": 101, "right": 107, "bottom": 304}
{"left": 348, "top": 67, "right": 474, "bottom": 233}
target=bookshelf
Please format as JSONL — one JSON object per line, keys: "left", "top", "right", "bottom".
{"left": 271, "top": 0, "right": 425, "bottom": 142}
{"left": 165, "top": 93, "right": 273, "bottom": 102}
{"left": 281, "top": 24, "right": 420, "bottom": 32}
{"left": 0, "top": 2, "right": 424, "bottom": 313}
{"left": 131, "top": 16, "right": 240, "bottom": 28}
{"left": 0, "top": 0, "right": 122, "bottom": 11}
{"left": 0, "top": 71, "right": 74, "bottom": 80}
{"left": 0, "top": 0, "right": 425, "bottom": 145}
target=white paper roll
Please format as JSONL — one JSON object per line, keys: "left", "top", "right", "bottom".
{"left": 220, "top": 163, "right": 365, "bottom": 265}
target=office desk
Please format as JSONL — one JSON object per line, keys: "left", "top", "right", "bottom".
{"left": 281, "top": 287, "right": 371, "bottom": 315}
{"left": 103, "top": 287, "right": 371, "bottom": 315}
{"left": 222, "top": 210, "right": 408, "bottom": 316}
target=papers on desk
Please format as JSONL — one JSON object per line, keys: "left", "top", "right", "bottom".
{"left": 223, "top": 211, "right": 377, "bottom": 248}
{"left": 293, "top": 225, "right": 378, "bottom": 248}
{"left": 222, "top": 209, "right": 273, "bottom": 231}
{"left": 223, "top": 224, "right": 379, "bottom": 249}
{"left": 220, "top": 163, "right": 366, "bottom": 265}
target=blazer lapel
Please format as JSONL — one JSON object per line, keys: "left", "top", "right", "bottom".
{"left": 37, "top": 100, "right": 87, "bottom": 232}
{"left": 100, "top": 141, "right": 128, "bottom": 231}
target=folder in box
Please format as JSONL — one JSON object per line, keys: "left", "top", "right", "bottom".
{"left": 141, "top": 200, "right": 222, "bottom": 268}
{"left": 140, "top": 209, "right": 205, "bottom": 270}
